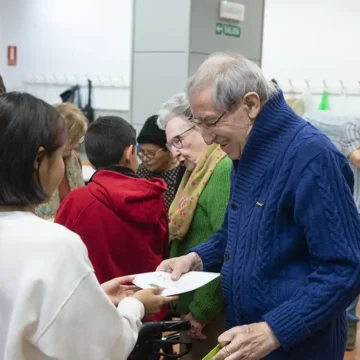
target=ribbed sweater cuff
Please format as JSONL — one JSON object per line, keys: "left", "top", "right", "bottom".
{"left": 189, "top": 301, "right": 218, "bottom": 323}
{"left": 189, "top": 243, "right": 219, "bottom": 272}
{"left": 263, "top": 301, "right": 311, "bottom": 350}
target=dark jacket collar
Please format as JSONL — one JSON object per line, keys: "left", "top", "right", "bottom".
{"left": 232, "top": 90, "right": 307, "bottom": 200}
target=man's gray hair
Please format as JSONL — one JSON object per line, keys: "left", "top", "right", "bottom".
{"left": 157, "top": 92, "right": 192, "bottom": 130}
{"left": 187, "top": 52, "right": 277, "bottom": 112}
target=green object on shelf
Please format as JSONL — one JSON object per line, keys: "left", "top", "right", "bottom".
{"left": 202, "top": 344, "right": 222, "bottom": 360}
{"left": 318, "top": 91, "right": 330, "bottom": 110}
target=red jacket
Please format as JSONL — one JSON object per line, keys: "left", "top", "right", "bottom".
{"left": 55, "top": 167, "right": 169, "bottom": 320}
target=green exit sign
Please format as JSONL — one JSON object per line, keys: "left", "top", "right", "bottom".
{"left": 216, "top": 22, "right": 241, "bottom": 38}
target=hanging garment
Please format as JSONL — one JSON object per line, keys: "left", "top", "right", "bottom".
{"left": 82, "top": 79, "right": 94, "bottom": 123}
{"left": 318, "top": 90, "right": 330, "bottom": 111}
{"left": 59, "top": 85, "right": 82, "bottom": 108}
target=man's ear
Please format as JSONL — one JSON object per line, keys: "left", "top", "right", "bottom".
{"left": 33, "top": 147, "right": 45, "bottom": 171}
{"left": 243, "top": 92, "right": 261, "bottom": 120}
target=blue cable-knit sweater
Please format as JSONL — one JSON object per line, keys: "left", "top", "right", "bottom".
{"left": 192, "top": 91, "right": 360, "bottom": 359}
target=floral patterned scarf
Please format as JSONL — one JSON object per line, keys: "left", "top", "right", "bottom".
{"left": 35, "top": 151, "right": 84, "bottom": 220}
{"left": 169, "top": 144, "right": 226, "bottom": 241}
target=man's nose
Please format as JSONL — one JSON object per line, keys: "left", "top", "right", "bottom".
{"left": 200, "top": 127, "right": 215, "bottom": 145}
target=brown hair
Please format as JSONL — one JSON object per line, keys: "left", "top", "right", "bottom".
{"left": 54, "top": 103, "right": 88, "bottom": 145}
{"left": 0, "top": 75, "right": 6, "bottom": 95}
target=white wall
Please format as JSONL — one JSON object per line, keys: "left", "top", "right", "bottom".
{"left": 0, "top": 0, "right": 133, "bottom": 117}
{"left": 2, "top": 0, "right": 360, "bottom": 119}
{"left": 131, "top": 0, "right": 191, "bottom": 130}
{"left": 262, "top": 0, "right": 360, "bottom": 115}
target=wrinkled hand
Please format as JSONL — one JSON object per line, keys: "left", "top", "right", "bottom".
{"left": 213, "top": 322, "right": 280, "bottom": 360}
{"left": 156, "top": 252, "right": 202, "bottom": 280}
{"left": 101, "top": 275, "right": 138, "bottom": 306}
{"left": 185, "top": 312, "right": 206, "bottom": 340}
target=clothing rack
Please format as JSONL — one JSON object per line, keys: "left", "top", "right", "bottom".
{"left": 22, "top": 74, "right": 129, "bottom": 88}
{"left": 280, "top": 79, "right": 360, "bottom": 96}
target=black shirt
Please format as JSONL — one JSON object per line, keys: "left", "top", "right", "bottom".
{"left": 137, "top": 164, "right": 184, "bottom": 210}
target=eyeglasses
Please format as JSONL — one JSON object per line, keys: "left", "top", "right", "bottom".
{"left": 188, "top": 110, "right": 227, "bottom": 128}
{"left": 137, "top": 147, "right": 164, "bottom": 160}
{"left": 166, "top": 126, "right": 195, "bottom": 150}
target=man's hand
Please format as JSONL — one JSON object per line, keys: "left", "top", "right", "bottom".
{"left": 156, "top": 252, "right": 203, "bottom": 280}
{"left": 185, "top": 312, "right": 206, "bottom": 340}
{"left": 101, "top": 275, "right": 138, "bottom": 306}
{"left": 213, "top": 322, "right": 280, "bottom": 360}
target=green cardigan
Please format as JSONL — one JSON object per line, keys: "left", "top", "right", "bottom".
{"left": 170, "top": 156, "right": 232, "bottom": 323}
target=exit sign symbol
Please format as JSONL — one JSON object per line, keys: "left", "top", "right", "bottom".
{"left": 216, "top": 22, "right": 241, "bottom": 38}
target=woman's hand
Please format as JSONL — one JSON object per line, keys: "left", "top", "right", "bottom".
{"left": 101, "top": 275, "right": 138, "bottom": 306}
{"left": 185, "top": 312, "right": 206, "bottom": 340}
{"left": 133, "top": 288, "right": 178, "bottom": 317}
{"left": 156, "top": 252, "right": 203, "bottom": 280}
{"left": 213, "top": 322, "right": 280, "bottom": 360}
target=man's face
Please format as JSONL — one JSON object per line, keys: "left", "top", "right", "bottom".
{"left": 190, "top": 89, "right": 260, "bottom": 160}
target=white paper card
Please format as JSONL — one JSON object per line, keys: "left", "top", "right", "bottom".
{"left": 133, "top": 271, "right": 220, "bottom": 296}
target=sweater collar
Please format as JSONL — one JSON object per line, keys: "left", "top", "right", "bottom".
{"left": 233, "top": 90, "right": 306, "bottom": 199}
{"left": 89, "top": 165, "right": 136, "bottom": 183}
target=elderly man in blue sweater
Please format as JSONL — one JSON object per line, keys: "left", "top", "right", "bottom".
{"left": 158, "top": 53, "right": 360, "bottom": 359}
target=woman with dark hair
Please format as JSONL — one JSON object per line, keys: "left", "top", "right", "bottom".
{"left": 0, "top": 92, "right": 175, "bottom": 360}
{"left": 137, "top": 115, "right": 184, "bottom": 210}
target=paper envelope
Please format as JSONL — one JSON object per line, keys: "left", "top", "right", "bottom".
{"left": 202, "top": 344, "right": 222, "bottom": 360}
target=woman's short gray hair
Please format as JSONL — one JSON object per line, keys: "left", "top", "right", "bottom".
{"left": 157, "top": 92, "right": 192, "bottom": 130}
{"left": 187, "top": 52, "right": 277, "bottom": 112}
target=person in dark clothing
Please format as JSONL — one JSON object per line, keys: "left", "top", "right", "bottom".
{"left": 137, "top": 115, "right": 183, "bottom": 210}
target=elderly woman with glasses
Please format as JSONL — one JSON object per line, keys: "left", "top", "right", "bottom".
{"left": 158, "top": 53, "right": 360, "bottom": 360}
{"left": 157, "top": 92, "right": 232, "bottom": 360}
{"left": 137, "top": 115, "right": 184, "bottom": 210}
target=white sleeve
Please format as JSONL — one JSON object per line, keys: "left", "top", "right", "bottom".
{"left": 35, "top": 272, "right": 145, "bottom": 360}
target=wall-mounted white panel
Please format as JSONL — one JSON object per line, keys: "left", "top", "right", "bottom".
{"left": 133, "top": 0, "right": 191, "bottom": 52}
{"left": 131, "top": 52, "right": 188, "bottom": 124}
